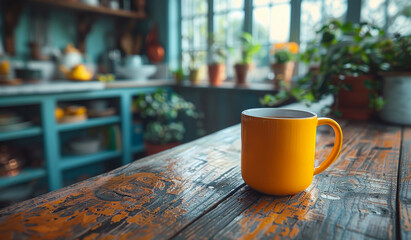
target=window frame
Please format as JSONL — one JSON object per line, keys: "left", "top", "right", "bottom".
{"left": 178, "top": 0, "right": 363, "bottom": 81}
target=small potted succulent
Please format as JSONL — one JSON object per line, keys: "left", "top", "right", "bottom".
{"left": 134, "top": 89, "right": 199, "bottom": 155}
{"left": 234, "top": 32, "right": 261, "bottom": 85}
{"left": 270, "top": 42, "right": 299, "bottom": 88}
{"left": 171, "top": 66, "right": 185, "bottom": 85}
{"left": 377, "top": 34, "right": 411, "bottom": 125}
{"left": 208, "top": 34, "right": 227, "bottom": 86}
{"left": 188, "top": 51, "right": 204, "bottom": 85}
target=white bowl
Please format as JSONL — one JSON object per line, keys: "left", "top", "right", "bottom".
{"left": 116, "top": 65, "right": 157, "bottom": 80}
{"left": 68, "top": 137, "right": 100, "bottom": 155}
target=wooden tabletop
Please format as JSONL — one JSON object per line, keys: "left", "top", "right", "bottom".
{"left": 0, "top": 120, "right": 410, "bottom": 239}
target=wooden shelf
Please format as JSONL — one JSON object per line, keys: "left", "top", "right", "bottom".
{"left": 0, "top": 168, "right": 46, "bottom": 189}
{"left": 57, "top": 116, "right": 120, "bottom": 132}
{"left": 0, "top": 126, "right": 42, "bottom": 142}
{"left": 28, "top": 0, "right": 148, "bottom": 19}
{"left": 60, "top": 150, "right": 121, "bottom": 170}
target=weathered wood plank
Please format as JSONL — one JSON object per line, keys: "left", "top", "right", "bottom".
{"left": 399, "top": 127, "right": 411, "bottom": 240}
{"left": 173, "top": 121, "right": 402, "bottom": 240}
{"left": 0, "top": 126, "right": 244, "bottom": 240}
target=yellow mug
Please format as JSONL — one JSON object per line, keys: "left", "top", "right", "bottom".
{"left": 241, "top": 108, "right": 343, "bottom": 195}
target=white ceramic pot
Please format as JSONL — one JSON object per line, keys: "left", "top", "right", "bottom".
{"left": 379, "top": 72, "right": 411, "bottom": 125}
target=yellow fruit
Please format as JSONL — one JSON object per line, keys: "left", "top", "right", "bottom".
{"left": 55, "top": 107, "right": 64, "bottom": 120}
{"left": 70, "top": 64, "right": 92, "bottom": 81}
{"left": 66, "top": 106, "right": 87, "bottom": 116}
{"left": 0, "top": 60, "right": 10, "bottom": 75}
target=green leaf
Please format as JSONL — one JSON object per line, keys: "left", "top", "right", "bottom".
{"left": 342, "top": 83, "right": 353, "bottom": 91}
{"left": 333, "top": 109, "right": 343, "bottom": 117}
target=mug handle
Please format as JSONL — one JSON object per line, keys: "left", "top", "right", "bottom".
{"left": 313, "top": 118, "right": 343, "bottom": 175}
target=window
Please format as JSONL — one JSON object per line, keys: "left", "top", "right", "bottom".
{"left": 300, "top": 0, "right": 347, "bottom": 50}
{"left": 252, "top": 0, "right": 291, "bottom": 80}
{"left": 181, "top": 0, "right": 208, "bottom": 77}
{"left": 179, "top": 0, "right": 408, "bottom": 82}
{"left": 361, "top": 0, "right": 411, "bottom": 36}
{"left": 213, "top": 0, "right": 244, "bottom": 78}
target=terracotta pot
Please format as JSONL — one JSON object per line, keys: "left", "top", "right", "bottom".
{"left": 333, "top": 75, "right": 376, "bottom": 120}
{"left": 208, "top": 63, "right": 226, "bottom": 86}
{"left": 189, "top": 69, "right": 200, "bottom": 85}
{"left": 234, "top": 64, "right": 250, "bottom": 85}
{"left": 144, "top": 142, "right": 180, "bottom": 156}
{"left": 271, "top": 62, "right": 295, "bottom": 88}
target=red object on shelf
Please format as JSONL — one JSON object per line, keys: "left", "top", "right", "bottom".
{"left": 146, "top": 23, "right": 164, "bottom": 63}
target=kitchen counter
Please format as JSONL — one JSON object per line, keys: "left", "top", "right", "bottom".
{"left": 0, "top": 79, "right": 174, "bottom": 96}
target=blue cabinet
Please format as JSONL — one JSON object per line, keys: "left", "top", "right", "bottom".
{"left": 0, "top": 87, "right": 165, "bottom": 191}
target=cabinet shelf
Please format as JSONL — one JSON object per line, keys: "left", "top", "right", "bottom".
{"left": 57, "top": 116, "right": 120, "bottom": 132}
{"left": 29, "top": 0, "right": 148, "bottom": 19}
{"left": 0, "top": 126, "right": 42, "bottom": 142}
{"left": 0, "top": 168, "right": 46, "bottom": 189}
{"left": 60, "top": 150, "right": 121, "bottom": 170}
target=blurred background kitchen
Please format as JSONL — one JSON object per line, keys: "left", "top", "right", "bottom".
{"left": 0, "top": 0, "right": 410, "bottom": 208}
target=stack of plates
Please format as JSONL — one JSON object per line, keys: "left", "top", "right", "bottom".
{"left": 0, "top": 114, "right": 31, "bottom": 132}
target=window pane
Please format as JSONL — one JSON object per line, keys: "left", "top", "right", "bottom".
{"left": 324, "top": 0, "right": 346, "bottom": 21}
{"left": 193, "top": 0, "right": 208, "bottom": 15}
{"left": 250, "top": 45, "right": 270, "bottom": 81}
{"left": 253, "top": 2, "right": 290, "bottom": 44}
{"left": 181, "top": 20, "right": 193, "bottom": 50}
{"left": 181, "top": 0, "right": 192, "bottom": 17}
{"left": 228, "top": 11, "right": 244, "bottom": 46}
{"left": 253, "top": 7, "right": 270, "bottom": 44}
{"left": 214, "top": 0, "right": 228, "bottom": 12}
{"left": 193, "top": 17, "right": 208, "bottom": 49}
{"left": 270, "top": 4, "right": 290, "bottom": 42}
{"left": 300, "top": 1, "right": 321, "bottom": 44}
{"left": 214, "top": 14, "right": 228, "bottom": 44}
{"left": 300, "top": 0, "right": 347, "bottom": 47}
{"left": 254, "top": 0, "right": 289, "bottom": 6}
{"left": 229, "top": 0, "right": 244, "bottom": 9}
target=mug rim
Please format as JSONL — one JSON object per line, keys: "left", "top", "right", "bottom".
{"left": 241, "top": 108, "right": 317, "bottom": 120}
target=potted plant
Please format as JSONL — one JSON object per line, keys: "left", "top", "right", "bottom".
{"left": 377, "top": 34, "right": 411, "bottom": 125}
{"left": 234, "top": 32, "right": 261, "bottom": 85}
{"left": 208, "top": 34, "right": 226, "bottom": 86}
{"left": 171, "top": 66, "right": 185, "bottom": 85}
{"left": 270, "top": 42, "right": 299, "bottom": 88}
{"left": 188, "top": 51, "right": 204, "bottom": 85}
{"left": 261, "top": 20, "right": 384, "bottom": 119}
{"left": 134, "top": 89, "right": 199, "bottom": 155}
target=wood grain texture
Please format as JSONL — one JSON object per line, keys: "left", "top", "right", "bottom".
{"left": 173, "top": 121, "right": 402, "bottom": 240}
{"left": 399, "top": 127, "right": 411, "bottom": 239}
{"left": 0, "top": 126, "right": 243, "bottom": 240}
{"left": 0, "top": 120, "right": 404, "bottom": 240}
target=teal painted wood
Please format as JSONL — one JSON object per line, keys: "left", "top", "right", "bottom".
{"left": 0, "top": 127, "right": 42, "bottom": 141}
{"left": 57, "top": 116, "right": 121, "bottom": 132}
{"left": 0, "top": 86, "right": 166, "bottom": 191}
{"left": 120, "top": 92, "right": 132, "bottom": 165}
{"left": 0, "top": 168, "right": 46, "bottom": 189}
{"left": 131, "top": 144, "right": 145, "bottom": 154}
{"left": 60, "top": 150, "right": 121, "bottom": 170}
{"left": 0, "top": 87, "right": 161, "bottom": 106}
{"left": 41, "top": 98, "right": 63, "bottom": 190}
{"left": 346, "top": 0, "right": 361, "bottom": 24}
{"left": 168, "top": 0, "right": 180, "bottom": 69}
{"left": 289, "top": 0, "right": 301, "bottom": 43}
